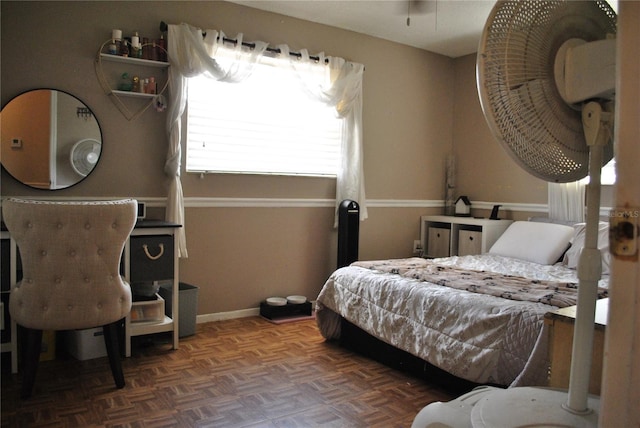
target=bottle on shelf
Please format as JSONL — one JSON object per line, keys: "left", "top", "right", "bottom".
{"left": 131, "top": 32, "right": 140, "bottom": 58}
{"left": 149, "top": 40, "right": 159, "bottom": 61}
{"left": 142, "top": 37, "right": 150, "bottom": 59}
{"left": 157, "top": 34, "right": 167, "bottom": 62}
{"left": 118, "top": 73, "right": 132, "bottom": 91}
{"left": 109, "top": 29, "right": 122, "bottom": 55}
{"left": 120, "top": 39, "right": 129, "bottom": 57}
{"left": 132, "top": 75, "right": 140, "bottom": 92}
{"left": 146, "top": 77, "right": 156, "bottom": 94}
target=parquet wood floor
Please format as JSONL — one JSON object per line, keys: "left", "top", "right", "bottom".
{"left": 1, "top": 317, "right": 458, "bottom": 427}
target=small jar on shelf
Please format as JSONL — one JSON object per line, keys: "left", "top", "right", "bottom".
{"left": 118, "top": 73, "right": 132, "bottom": 91}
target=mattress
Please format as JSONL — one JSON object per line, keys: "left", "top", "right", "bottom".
{"left": 315, "top": 254, "right": 609, "bottom": 387}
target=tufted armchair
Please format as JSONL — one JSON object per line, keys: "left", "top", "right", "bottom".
{"left": 3, "top": 198, "right": 137, "bottom": 399}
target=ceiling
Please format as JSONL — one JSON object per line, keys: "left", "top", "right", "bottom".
{"left": 228, "top": 0, "right": 498, "bottom": 58}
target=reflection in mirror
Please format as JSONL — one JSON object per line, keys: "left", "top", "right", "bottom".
{"left": 1, "top": 89, "right": 102, "bottom": 190}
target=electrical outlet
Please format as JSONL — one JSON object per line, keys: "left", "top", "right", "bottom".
{"left": 413, "top": 240, "right": 422, "bottom": 254}
{"left": 11, "top": 138, "right": 22, "bottom": 149}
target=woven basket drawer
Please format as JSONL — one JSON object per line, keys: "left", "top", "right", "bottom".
{"left": 427, "top": 227, "right": 450, "bottom": 258}
{"left": 458, "top": 230, "right": 482, "bottom": 256}
{"left": 129, "top": 235, "right": 174, "bottom": 282}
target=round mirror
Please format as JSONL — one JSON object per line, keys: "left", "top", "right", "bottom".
{"left": 1, "top": 89, "right": 102, "bottom": 190}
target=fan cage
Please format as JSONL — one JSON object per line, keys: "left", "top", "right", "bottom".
{"left": 477, "top": 0, "right": 616, "bottom": 183}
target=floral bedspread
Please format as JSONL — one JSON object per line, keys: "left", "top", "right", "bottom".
{"left": 315, "top": 254, "right": 609, "bottom": 387}
{"left": 351, "top": 258, "right": 607, "bottom": 308}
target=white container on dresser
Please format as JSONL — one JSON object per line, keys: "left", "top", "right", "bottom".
{"left": 420, "top": 215, "right": 513, "bottom": 258}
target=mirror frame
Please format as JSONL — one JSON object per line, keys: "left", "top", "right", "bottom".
{"left": 1, "top": 88, "right": 103, "bottom": 190}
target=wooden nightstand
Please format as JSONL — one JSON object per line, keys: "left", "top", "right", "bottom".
{"left": 545, "top": 298, "right": 608, "bottom": 394}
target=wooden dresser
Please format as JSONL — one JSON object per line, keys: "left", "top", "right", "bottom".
{"left": 545, "top": 298, "right": 609, "bottom": 395}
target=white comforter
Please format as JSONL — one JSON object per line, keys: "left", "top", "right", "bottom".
{"left": 315, "top": 254, "right": 609, "bottom": 387}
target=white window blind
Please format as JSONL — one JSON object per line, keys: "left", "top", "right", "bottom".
{"left": 186, "top": 56, "right": 342, "bottom": 176}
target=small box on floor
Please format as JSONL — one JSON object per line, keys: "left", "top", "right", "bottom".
{"left": 65, "top": 327, "right": 107, "bottom": 360}
{"left": 260, "top": 301, "right": 312, "bottom": 320}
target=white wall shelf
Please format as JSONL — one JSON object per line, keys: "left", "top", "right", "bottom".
{"left": 95, "top": 41, "right": 169, "bottom": 120}
{"left": 420, "top": 215, "right": 513, "bottom": 258}
{"left": 110, "top": 89, "right": 158, "bottom": 99}
{"left": 99, "top": 53, "right": 169, "bottom": 68}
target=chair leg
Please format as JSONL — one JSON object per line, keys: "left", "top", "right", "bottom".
{"left": 20, "top": 327, "right": 43, "bottom": 399}
{"left": 103, "top": 320, "right": 125, "bottom": 389}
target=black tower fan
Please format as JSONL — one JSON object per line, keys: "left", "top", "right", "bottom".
{"left": 337, "top": 199, "right": 359, "bottom": 268}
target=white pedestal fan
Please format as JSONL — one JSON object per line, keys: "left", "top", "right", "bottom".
{"left": 70, "top": 138, "right": 101, "bottom": 177}
{"left": 415, "top": 1, "right": 617, "bottom": 426}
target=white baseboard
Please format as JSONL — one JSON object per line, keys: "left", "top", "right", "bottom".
{"left": 195, "top": 301, "right": 317, "bottom": 324}
{"left": 196, "top": 308, "right": 259, "bottom": 323}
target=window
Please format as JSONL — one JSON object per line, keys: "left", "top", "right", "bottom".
{"left": 601, "top": 158, "right": 616, "bottom": 185}
{"left": 186, "top": 54, "right": 343, "bottom": 176}
{"left": 580, "top": 158, "right": 616, "bottom": 185}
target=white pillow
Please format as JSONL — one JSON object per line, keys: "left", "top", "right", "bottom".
{"left": 563, "top": 222, "right": 610, "bottom": 274}
{"left": 489, "top": 221, "right": 575, "bottom": 265}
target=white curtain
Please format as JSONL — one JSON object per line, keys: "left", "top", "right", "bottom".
{"left": 279, "top": 45, "right": 367, "bottom": 226}
{"left": 165, "top": 23, "right": 367, "bottom": 257}
{"left": 548, "top": 181, "right": 586, "bottom": 222}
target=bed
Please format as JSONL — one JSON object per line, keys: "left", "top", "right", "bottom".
{"left": 315, "top": 220, "right": 610, "bottom": 388}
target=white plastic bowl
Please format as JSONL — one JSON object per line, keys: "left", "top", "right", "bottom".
{"left": 286, "top": 295, "right": 307, "bottom": 304}
{"left": 266, "top": 297, "right": 287, "bottom": 306}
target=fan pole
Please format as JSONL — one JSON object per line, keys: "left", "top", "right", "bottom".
{"left": 564, "top": 101, "right": 612, "bottom": 414}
